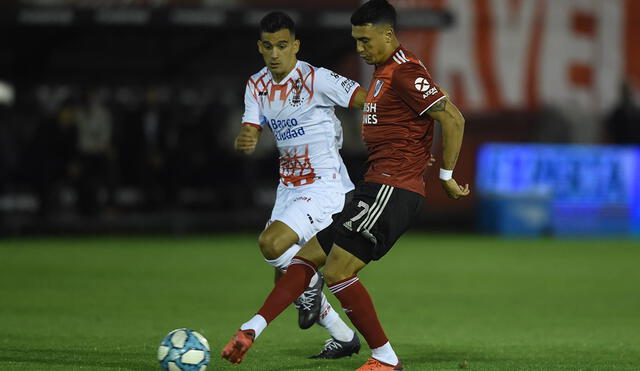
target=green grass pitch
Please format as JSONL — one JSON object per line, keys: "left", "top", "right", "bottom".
{"left": 1, "top": 234, "right": 639, "bottom": 370}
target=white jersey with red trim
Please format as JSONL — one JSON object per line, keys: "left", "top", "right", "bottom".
{"left": 242, "top": 60, "right": 358, "bottom": 192}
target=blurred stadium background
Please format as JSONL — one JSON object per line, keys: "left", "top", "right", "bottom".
{"left": 1, "top": 0, "right": 639, "bottom": 237}
{"left": 2, "top": 1, "right": 640, "bottom": 370}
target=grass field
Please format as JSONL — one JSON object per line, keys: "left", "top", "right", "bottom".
{"left": 1, "top": 234, "right": 640, "bottom": 371}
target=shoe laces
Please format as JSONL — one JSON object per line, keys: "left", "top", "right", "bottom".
{"left": 294, "top": 288, "right": 318, "bottom": 311}
{"left": 321, "top": 338, "right": 343, "bottom": 352}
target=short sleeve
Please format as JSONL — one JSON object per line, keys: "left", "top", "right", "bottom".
{"left": 241, "top": 80, "right": 263, "bottom": 129}
{"left": 315, "top": 68, "right": 361, "bottom": 108}
{"left": 391, "top": 63, "right": 446, "bottom": 115}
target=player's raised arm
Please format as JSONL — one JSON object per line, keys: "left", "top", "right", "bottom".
{"left": 234, "top": 124, "right": 261, "bottom": 155}
{"left": 426, "top": 97, "right": 470, "bottom": 199}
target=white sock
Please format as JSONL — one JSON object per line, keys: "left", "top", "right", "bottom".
{"left": 317, "top": 292, "right": 354, "bottom": 342}
{"left": 240, "top": 314, "right": 267, "bottom": 339}
{"left": 371, "top": 342, "right": 398, "bottom": 366}
{"left": 265, "top": 244, "right": 302, "bottom": 271}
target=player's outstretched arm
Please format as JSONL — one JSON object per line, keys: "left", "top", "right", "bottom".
{"left": 349, "top": 88, "right": 368, "bottom": 110}
{"left": 234, "top": 124, "right": 261, "bottom": 155}
{"left": 426, "top": 97, "right": 470, "bottom": 199}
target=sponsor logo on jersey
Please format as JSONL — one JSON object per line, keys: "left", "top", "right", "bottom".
{"left": 424, "top": 87, "right": 439, "bottom": 98}
{"left": 373, "top": 79, "right": 384, "bottom": 97}
{"left": 362, "top": 102, "right": 378, "bottom": 125}
{"left": 414, "top": 77, "right": 430, "bottom": 92}
{"left": 415, "top": 77, "right": 439, "bottom": 99}
{"left": 267, "top": 117, "right": 307, "bottom": 140}
{"left": 341, "top": 79, "right": 357, "bottom": 93}
{"left": 265, "top": 117, "right": 305, "bottom": 140}
{"left": 274, "top": 126, "right": 306, "bottom": 141}
{"left": 269, "top": 118, "right": 299, "bottom": 130}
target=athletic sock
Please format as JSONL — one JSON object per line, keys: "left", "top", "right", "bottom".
{"left": 257, "top": 256, "right": 317, "bottom": 323}
{"left": 328, "top": 276, "right": 390, "bottom": 349}
{"left": 265, "top": 243, "right": 302, "bottom": 271}
{"left": 371, "top": 341, "right": 399, "bottom": 366}
{"left": 316, "top": 292, "right": 355, "bottom": 342}
{"left": 240, "top": 314, "right": 267, "bottom": 339}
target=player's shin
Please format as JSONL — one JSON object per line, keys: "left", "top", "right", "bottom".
{"left": 256, "top": 256, "right": 318, "bottom": 324}
{"left": 328, "top": 276, "right": 399, "bottom": 366}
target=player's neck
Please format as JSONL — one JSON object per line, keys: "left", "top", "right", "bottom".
{"left": 379, "top": 40, "right": 401, "bottom": 65}
{"left": 270, "top": 60, "right": 298, "bottom": 84}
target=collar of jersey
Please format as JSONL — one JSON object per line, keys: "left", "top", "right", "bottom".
{"left": 376, "top": 45, "right": 404, "bottom": 69}
{"left": 268, "top": 60, "right": 301, "bottom": 85}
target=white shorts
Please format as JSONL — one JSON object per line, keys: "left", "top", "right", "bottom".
{"left": 268, "top": 181, "right": 348, "bottom": 246}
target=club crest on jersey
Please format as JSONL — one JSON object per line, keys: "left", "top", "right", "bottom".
{"left": 373, "top": 79, "right": 384, "bottom": 97}
{"left": 289, "top": 78, "right": 304, "bottom": 106}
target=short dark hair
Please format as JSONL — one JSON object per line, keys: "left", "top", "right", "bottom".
{"left": 351, "top": 0, "right": 397, "bottom": 28}
{"left": 259, "top": 11, "right": 296, "bottom": 36}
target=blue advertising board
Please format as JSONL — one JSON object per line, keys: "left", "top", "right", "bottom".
{"left": 476, "top": 144, "right": 640, "bottom": 237}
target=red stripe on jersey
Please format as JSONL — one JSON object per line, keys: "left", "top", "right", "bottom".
{"left": 242, "top": 122, "right": 262, "bottom": 130}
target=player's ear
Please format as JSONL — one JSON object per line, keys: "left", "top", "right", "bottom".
{"left": 384, "top": 27, "right": 393, "bottom": 43}
{"left": 257, "top": 40, "right": 263, "bottom": 53}
{"left": 293, "top": 39, "right": 300, "bottom": 54}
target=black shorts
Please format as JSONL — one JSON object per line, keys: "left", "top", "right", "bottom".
{"left": 317, "top": 182, "right": 424, "bottom": 264}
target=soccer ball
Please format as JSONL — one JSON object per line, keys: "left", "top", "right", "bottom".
{"left": 157, "top": 328, "right": 210, "bottom": 371}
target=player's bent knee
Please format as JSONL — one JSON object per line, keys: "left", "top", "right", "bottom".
{"left": 258, "top": 231, "right": 285, "bottom": 260}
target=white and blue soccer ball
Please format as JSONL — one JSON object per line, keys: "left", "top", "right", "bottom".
{"left": 157, "top": 328, "right": 210, "bottom": 371}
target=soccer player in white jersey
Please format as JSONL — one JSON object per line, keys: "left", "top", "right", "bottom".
{"left": 232, "top": 11, "right": 368, "bottom": 359}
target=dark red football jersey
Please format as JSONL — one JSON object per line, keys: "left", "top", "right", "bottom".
{"left": 361, "top": 46, "right": 446, "bottom": 197}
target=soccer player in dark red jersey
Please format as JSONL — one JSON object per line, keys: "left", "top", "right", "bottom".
{"left": 222, "top": 1, "right": 469, "bottom": 369}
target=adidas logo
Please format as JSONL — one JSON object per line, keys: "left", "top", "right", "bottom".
{"left": 343, "top": 220, "right": 353, "bottom": 231}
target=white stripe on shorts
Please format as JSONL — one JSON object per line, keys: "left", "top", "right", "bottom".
{"left": 357, "top": 185, "right": 389, "bottom": 232}
{"left": 357, "top": 185, "right": 394, "bottom": 232}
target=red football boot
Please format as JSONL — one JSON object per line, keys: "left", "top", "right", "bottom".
{"left": 355, "top": 357, "right": 404, "bottom": 370}
{"left": 221, "top": 329, "right": 255, "bottom": 365}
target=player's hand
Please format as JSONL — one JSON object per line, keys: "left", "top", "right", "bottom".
{"left": 234, "top": 132, "right": 257, "bottom": 155}
{"left": 440, "top": 178, "right": 470, "bottom": 199}
{"left": 427, "top": 154, "right": 436, "bottom": 167}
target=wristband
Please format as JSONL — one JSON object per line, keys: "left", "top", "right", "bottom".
{"left": 439, "top": 168, "right": 453, "bottom": 181}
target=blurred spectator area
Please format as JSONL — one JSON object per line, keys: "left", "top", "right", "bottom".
{"left": 1, "top": 0, "right": 638, "bottom": 235}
